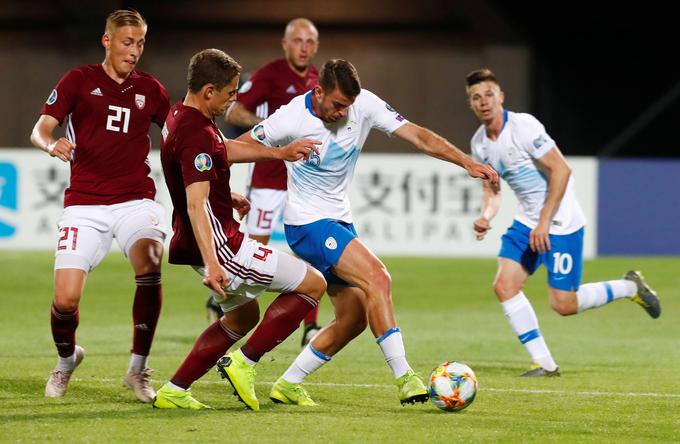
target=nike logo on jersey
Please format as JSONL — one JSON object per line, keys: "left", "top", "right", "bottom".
{"left": 90, "top": 88, "right": 103, "bottom": 96}
{"left": 286, "top": 85, "right": 297, "bottom": 94}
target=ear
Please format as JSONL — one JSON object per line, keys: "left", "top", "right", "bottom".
{"left": 281, "top": 37, "right": 287, "bottom": 52}
{"left": 202, "top": 84, "right": 215, "bottom": 100}
{"left": 499, "top": 90, "right": 505, "bottom": 105}
{"left": 101, "top": 33, "right": 110, "bottom": 50}
{"left": 313, "top": 84, "right": 323, "bottom": 98}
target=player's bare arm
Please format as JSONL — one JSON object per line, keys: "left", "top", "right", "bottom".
{"left": 185, "top": 181, "right": 229, "bottom": 300}
{"left": 225, "top": 102, "right": 263, "bottom": 129}
{"left": 231, "top": 192, "right": 251, "bottom": 220}
{"left": 530, "top": 146, "right": 572, "bottom": 253}
{"left": 228, "top": 133, "right": 321, "bottom": 163}
{"left": 394, "top": 122, "right": 499, "bottom": 185}
{"left": 30, "top": 114, "right": 76, "bottom": 163}
{"left": 474, "top": 180, "right": 502, "bottom": 241}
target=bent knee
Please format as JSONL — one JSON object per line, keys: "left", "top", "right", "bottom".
{"left": 365, "top": 267, "right": 392, "bottom": 297}
{"left": 304, "top": 267, "right": 327, "bottom": 300}
{"left": 549, "top": 298, "right": 577, "bottom": 316}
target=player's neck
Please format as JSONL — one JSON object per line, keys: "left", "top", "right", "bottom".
{"left": 484, "top": 110, "right": 505, "bottom": 141}
{"left": 183, "top": 94, "right": 213, "bottom": 120}
{"left": 287, "top": 60, "right": 309, "bottom": 77}
{"left": 101, "top": 61, "right": 131, "bottom": 84}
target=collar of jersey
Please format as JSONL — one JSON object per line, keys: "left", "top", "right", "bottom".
{"left": 502, "top": 108, "right": 508, "bottom": 130}
{"left": 305, "top": 90, "right": 321, "bottom": 119}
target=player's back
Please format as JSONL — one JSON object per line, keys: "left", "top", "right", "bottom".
{"left": 42, "top": 64, "right": 170, "bottom": 206}
{"left": 161, "top": 101, "right": 243, "bottom": 265}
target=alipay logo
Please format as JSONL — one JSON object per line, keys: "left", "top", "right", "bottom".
{"left": 0, "top": 163, "right": 18, "bottom": 237}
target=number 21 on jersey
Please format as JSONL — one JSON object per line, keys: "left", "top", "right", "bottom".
{"left": 106, "top": 105, "right": 130, "bottom": 133}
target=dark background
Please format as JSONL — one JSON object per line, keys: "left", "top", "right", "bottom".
{"left": 1, "top": 0, "right": 675, "bottom": 157}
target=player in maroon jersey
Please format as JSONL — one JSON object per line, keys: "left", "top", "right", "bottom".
{"left": 219, "top": 18, "right": 323, "bottom": 346}
{"left": 152, "top": 48, "right": 325, "bottom": 411}
{"left": 29, "top": 9, "right": 169, "bottom": 403}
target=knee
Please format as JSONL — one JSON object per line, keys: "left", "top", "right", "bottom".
{"left": 492, "top": 278, "right": 520, "bottom": 301}
{"left": 365, "top": 266, "right": 391, "bottom": 299}
{"left": 307, "top": 267, "right": 327, "bottom": 300}
{"left": 549, "top": 297, "right": 577, "bottom": 316}
{"left": 53, "top": 289, "right": 80, "bottom": 312}
{"left": 130, "top": 240, "right": 163, "bottom": 275}
{"left": 220, "top": 313, "right": 257, "bottom": 337}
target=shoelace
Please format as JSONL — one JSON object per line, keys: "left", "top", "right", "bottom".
{"left": 51, "top": 370, "right": 71, "bottom": 386}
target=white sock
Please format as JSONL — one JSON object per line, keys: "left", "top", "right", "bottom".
{"left": 238, "top": 349, "right": 257, "bottom": 366}
{"left": 577, "top": 280, "right": 637, "bottom": 312}
{"left": 376, "top": 327, "right": 412, "bottom": 378}
{"left": 281, "top": 343, "right": 330, "bottom": 384}
{"left": 167, "top": 381, "right": 187, "bottom": 392}
{"left": 127, "top": 353, "right": 148, "bottom": 374}
{"left": 501, "top": 292, "right": 558, "bottom": 371}
{"left": 56, "top": 351, "right": 77, "bottom": 371}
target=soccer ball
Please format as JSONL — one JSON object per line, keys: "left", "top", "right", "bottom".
{"left": 427, "top": 361, "right": 478, "bottom": 412}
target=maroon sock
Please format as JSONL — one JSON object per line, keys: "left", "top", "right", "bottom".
{"left": 131, "top": 273, "right": 162, "bottom": 356}
{"left": 51, "top": 304, "right": 79, "bottom": 357}
{"left": 170, "top": 321, "right": 242, "bottom": 389}
{"left": 303, "top": 304, "right": 320, "bottom": 326}
{"left": 241, "top": 293, "right": 318, "bottom": 362}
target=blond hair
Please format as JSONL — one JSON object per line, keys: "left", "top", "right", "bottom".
{"left": 104, "top": 9, "right": 147, "bottom": 35}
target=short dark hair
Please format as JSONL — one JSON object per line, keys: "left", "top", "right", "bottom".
{"left": 105, "top": 9, "right": 147, "bottom": 35}
{"left": 187, "top": 49, "right": 242, "bottom": 93}
{"left": 465, "top": 68, "right": 499, "bottom": 89}
{"left": 318, "top": 59, "right": 361, "bottom": 99}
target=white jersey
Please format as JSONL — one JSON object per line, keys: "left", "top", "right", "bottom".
{"left": 470, "top": 110, "right": 585, "bottom": 235}
{"left": 251, "top": 89, "right": 408, "bottom": 225}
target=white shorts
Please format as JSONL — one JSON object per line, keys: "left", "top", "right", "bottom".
{"left": 197, "top": 237, "right": 307, "bottom": 313}
{"left": 54, "top": 199, "right": 167, "bottom": 272}
{"left": 245, "top": 188, "right": 286, "bottom": 236}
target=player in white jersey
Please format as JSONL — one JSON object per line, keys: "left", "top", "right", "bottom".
{"left": 234, "top": 59, "right": 498, "bottom": 406}
{"left": 466, "top": 68, "right": 661, "bottom": 377}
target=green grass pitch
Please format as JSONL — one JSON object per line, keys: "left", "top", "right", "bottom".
{"left": 2, "top": 252, "right": 679, "bottom": 443}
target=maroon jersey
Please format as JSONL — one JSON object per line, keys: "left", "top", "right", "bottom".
{"left": 161, "top": 101, "right": 244, "bottom": 266}
{"left": 238, "top": 58, "right": 318, "bottom": 190}
{"left": 41, "top": 64, "right": 170, "bottom": 206}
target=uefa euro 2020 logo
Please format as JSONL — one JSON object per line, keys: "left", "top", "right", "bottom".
{"left": 194, "top": 153, "right": 213, "bottom": 172}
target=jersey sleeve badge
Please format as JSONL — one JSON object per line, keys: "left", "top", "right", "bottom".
{"left": 252, "top": 124, "right": 266, "bottom": 141}
{"left": 46, "top": 89, "right": 58, "bottom": 105}
{"left": 194, "top": 153, "right": 213, "bottom": 172}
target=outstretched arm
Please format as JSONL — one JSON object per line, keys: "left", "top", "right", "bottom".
{"left": 530, "top": 146, "right": 571, "bottom": 253}
{"left": 186, "top": 181, "right": 229, "bottom": 300}
{"left": 226, "top": 132, "right": 320, "bottom": 164}
{"left": 225, "top": 102, "right": 262, "bottom": 129}
{"left": 473, "top": 180, "right": 502, "bottom": 240}
{"left": 30, "top": 114, "right": 75, "bottom": 163}
{"left": 393, "top": 122, "right": 498, "bottom": 184}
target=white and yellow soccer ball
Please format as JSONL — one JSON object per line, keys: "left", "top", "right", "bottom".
{"left": 427, "top": 361, "right": 477, "bottom": 412}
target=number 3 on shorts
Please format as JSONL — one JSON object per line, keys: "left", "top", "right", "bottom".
{"left": 552, "top": 252, "right": 573, "bottom": 274}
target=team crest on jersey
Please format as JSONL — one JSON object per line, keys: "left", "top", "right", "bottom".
{"left": 46, "top": 89, "right": 58, "bottom": 105}
{"left": 135, "top": 94, "right": 146, "bottom": 110}
{"left": 533, "top": 134, "right": 547, "bottom": 149}
{"left": 194, "top": 153, "right": 213, "bottom": 172}
{"left": 253, "top": 124, "right": 266, "bottom": 141}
